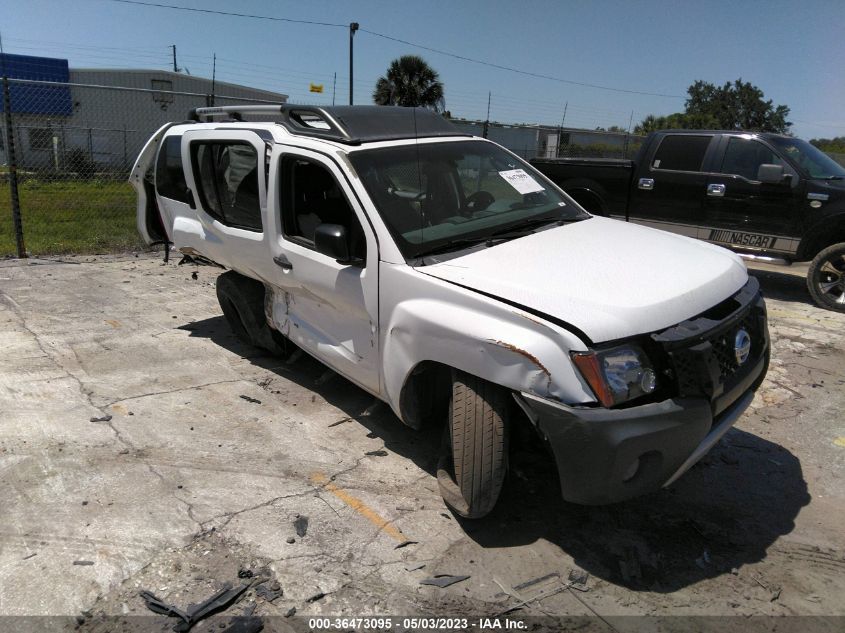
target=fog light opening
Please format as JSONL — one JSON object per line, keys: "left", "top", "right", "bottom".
{"left": 622, "top": 457, "right": 641, "bottom": 482}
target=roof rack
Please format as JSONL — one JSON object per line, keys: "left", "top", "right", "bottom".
{"left": 187, "top": 104, "right": 469, "bottom": 145}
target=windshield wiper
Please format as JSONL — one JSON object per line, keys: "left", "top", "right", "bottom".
{"left": 490, "top": 214, "right": 587, "bottom": 239}
{"left": 411, "top": 236, "right": 504, "bottom": 259}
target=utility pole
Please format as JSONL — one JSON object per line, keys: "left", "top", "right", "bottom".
{"left": 482, "top": 91, "right": 491, "bottom": 138}
{"left": 348, "top": 22, "right": 359, "bottom": 105}
{"left": 171, "top": 45, "right": 178, "bottom": 73}
{"left": 332, "top": 72, "right": 337, "bottom": 106}
{"left": 210, "top": 53, "right": 216, "bottom": 107}
{"left": 557, "top": 101, "right": 568, "bottom": 157}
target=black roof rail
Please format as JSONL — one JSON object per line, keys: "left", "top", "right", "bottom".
{"left": 187, "top": 104, "right": 469, "bottom": 145}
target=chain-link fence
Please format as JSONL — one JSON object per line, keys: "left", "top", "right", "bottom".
{"left": 0, "top": 77, "right": 283, "bottom": 257}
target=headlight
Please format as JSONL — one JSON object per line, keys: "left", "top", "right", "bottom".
{"left": 571, "top": 344, "right": 657, "bottom": 407}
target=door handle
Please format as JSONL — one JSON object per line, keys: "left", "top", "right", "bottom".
{"left": 707, "top": 183, "right": 726, "bottom": 197}
{"left": 273, "top": 254, "right": 293, "bottom": 270}
{"left": 638, "top": 178, "right": 655, "bottom": 191}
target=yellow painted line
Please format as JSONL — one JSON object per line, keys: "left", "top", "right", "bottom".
{"left": 311, "top": 472, "right": 406, "bottom": 542}
{"left": 834, "top": 437, "right": 845, "bottom": 448}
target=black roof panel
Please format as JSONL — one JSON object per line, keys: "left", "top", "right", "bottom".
{"left": 189, "top": 104, "right": 469, "bottom": 145}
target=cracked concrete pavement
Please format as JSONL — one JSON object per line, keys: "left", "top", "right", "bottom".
{"left": 0, "top": 253, "right": 843, "bottom": 626}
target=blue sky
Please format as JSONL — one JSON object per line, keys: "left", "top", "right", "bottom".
{"left": 3, "top": 0, "right": 844, "bottom": 138}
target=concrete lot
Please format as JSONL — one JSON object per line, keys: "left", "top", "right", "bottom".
{"left": 0, "top": 253, "right": 843, "bottom": 628}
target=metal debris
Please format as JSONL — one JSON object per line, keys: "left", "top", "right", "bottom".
{"left": 305, "top": 591, "right": 326, "bottom": 603}
{"left": 72, "top": 560, "right": 94, "bottom": 566}
{"left": 294, "top": 515, "right": 309, "bottom": 537}
{"left": 140, "top": 582, "right": 251, "bottom": 632}
{"left": 365, "top": 449, "right": 388, "bottom": 457}
{"left": 90, "top": 414, "right": 113, "bottom": 423}
{"left": 255, "top": 583, "right": 283, "bottom": 603}
{"left": 286, "top": 536, "right": 295, "bottom": 544}
{"left": 239, "top": 395, "right": 261, "bottom": 404}
{"left": 567, "top": 568, "right": 589, "bottom": 587}
{"left": 419, "top": 574, "right": 470, "bottom": 588}
{"left": 394, "top": 540, "right": 418, "bottom": 550}
{"left": 284, "top": 607, "right": 297, "bottom": 617}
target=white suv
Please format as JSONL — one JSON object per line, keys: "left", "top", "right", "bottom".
{"left": 131, "top": 105, "right": 770, "bottom": 518}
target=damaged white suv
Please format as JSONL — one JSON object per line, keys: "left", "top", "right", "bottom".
{"left": 131, "top": 105, "right": 770, "bottom": 518}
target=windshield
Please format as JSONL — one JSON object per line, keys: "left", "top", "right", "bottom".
{"left": 348, "top": 140, "right": 588, "bottom": 259}
{"left": 768, "top": 137, "right": 845, "bottom": 179}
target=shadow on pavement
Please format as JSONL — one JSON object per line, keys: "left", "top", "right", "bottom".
{"left": 466, "top": 423, "right": 810, "bottom": 592}
{"left": 180, "top": 315, "right": 810, "bottom": 593}
{"left": 750, "top": 268, "right": 813, "bottom": 305}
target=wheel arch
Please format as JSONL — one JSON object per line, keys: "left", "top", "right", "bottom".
{"left": 797, "top": 215, "right": 845, "bottom": 261}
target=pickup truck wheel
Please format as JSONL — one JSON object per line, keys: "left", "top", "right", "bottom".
{"left": 436, "top": 370, "right": 508, "bottom": 519}
{"left": 807, "top": 243, "right": 845, "bottom": 312}
{"left": 216, "top": 271, "right": 287, "bottom": 355}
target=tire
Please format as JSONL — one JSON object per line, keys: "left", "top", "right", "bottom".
{"left": 437, "top": 370, "right": 508, "bottom": 519}
{"left": 216, "top": 271, "right": 287, "bottom": 355}
{"left": 807, "top": 243, "right": 845, "bottom": 312}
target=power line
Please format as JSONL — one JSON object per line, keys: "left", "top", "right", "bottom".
{"left": 105, "top": 0, "right": 683, "bottom": 100}
{"left": 359, "top": 28, "right": 685, "bottom": 99}
{"left": 106, "top": 0, "right": 347, "bottom": 28}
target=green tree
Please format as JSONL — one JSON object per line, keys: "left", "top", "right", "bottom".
{"left": 810, "top": 136, "right": 845, "bottom": 153}
{"left": 636, "top": 79, "right": 791, "bottom": 134}
{"left": 373, "top": 55, "right": 445, "bottom": 112}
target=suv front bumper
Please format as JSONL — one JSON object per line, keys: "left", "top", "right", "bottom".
{"left": 515, "top": 344, "right": 769, "bottom": 505}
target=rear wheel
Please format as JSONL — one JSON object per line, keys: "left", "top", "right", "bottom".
{"left": 437, "top": 370, "right": 509, "bottom": 519}
{"left": 807, "top": 243, "right": 845, "bottom": 312}
{"left": 216, "top": 271, "right": 287, "bottom": 355}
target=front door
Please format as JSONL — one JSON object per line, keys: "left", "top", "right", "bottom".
{"left": 266, "top": 146, "right": 380, "bottom": 395}
{"left": 702, "top": 135, "right": 802, "bottom": 255}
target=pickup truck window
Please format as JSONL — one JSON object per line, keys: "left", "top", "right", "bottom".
{"left": 155, "top": 135, "right": 190, "bottom": 204}
{"left": 720, "top": 137, "right": 786, "bottom": 181}
{"left": 768, "top": 137, "right": 845, "bottom": 180}
{"left": 280, "top": 157, "right": 366, "bottom": 260}
{"left": 191, "top": 142, "right": 262, "bottom": 231}
{"left": 349, "top": 140, "right": 583, "bottom": 259}
{"left": 651, "top": 135, "right": 711, "bottom": 172}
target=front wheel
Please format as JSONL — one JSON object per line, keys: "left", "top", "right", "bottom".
{"left": 807, "top": 243, "right": 845, "bottom": 312}
{"left": 437, "top": 370, "right": 509, "bottom": 519}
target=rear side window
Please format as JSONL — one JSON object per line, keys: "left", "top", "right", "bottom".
{"left": 191, "top": 142, "right": 262, "bottom": 231}
{"left": 155, "top": 135, "right": 190, "bottom": 203}
{"left": 651, "top": 135, "right": 712, "bottom": 172}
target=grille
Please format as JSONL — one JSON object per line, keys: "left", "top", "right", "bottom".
{"left": 651, "top": 280, "right": 767, "bottom": 401}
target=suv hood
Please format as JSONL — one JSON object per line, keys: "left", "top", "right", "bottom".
{"left": 421, "top": 216, "right": 748, "bottom": 343}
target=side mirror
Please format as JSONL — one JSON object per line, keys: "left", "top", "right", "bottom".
{"left": 314, "top": 223, "right": 350, "bottom": 263}
{"left": 757, "top": 163, "right": 786, "bottom": 184}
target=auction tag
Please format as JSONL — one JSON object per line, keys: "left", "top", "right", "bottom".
{"left": 498, "top": 169, "right": 545, "bottom": 194}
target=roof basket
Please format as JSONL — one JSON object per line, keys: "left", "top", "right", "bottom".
{"left": 187, "top": 104, "right": 468, "bottom": 145}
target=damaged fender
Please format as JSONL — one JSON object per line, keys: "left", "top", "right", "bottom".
{"left": 379, "top": 262, "right": 596, "bottom": 424}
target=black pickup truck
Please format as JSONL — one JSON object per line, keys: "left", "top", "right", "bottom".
{"left": 532, "top": 130, "right": 845, "bottom": 312}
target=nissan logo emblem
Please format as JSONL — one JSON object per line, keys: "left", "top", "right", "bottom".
{"left": 734, "top": 329, "right": 752, "bottom": 366}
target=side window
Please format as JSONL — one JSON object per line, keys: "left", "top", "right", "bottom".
{"left": 280, "top": 157, "right": 366, "bottom": 261}
{"left": 155, "top": 135, "right": 190, "bottom": 203}
{"left": 720, "top": 137, "right": 784, "bottom": 181}
{"left": 651, "top": 135, "right": 711, "bottom": 172}
{"left": 191, "top": 142, "right": 262, "bottom": 231}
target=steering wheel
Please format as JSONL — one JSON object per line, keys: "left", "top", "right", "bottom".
{"left": 462, "top": 190, "right": 495, "bottom": 216}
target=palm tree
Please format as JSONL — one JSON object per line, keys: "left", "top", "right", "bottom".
{"left": 373, "top": 55, "right": 445, "bottom": 112}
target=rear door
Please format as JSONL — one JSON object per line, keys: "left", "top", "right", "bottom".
{"left": 266, "top": 145, "right": 380, "bottom": 395}
{"left": 179, "top": 129, "right": 275, "bottom": 277}
{"left": 627, "top": 133, "right": 716, "bottom": 238}
{"left": 702, "top": 135, "right": 802, "bottom": 255}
